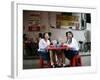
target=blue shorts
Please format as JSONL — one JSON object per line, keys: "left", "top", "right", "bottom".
{"left": 38, "top": 51, "right": 50, "bottom": 61}
{"left": 64, "top": 50, "right": 79, "bottom": 60}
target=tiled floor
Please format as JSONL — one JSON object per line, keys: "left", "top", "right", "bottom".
{"left": 23, "top": 54, "right": 91, "bottom": 69}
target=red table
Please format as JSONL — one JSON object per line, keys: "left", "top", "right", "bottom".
{"left": 47, "top": 45, "right": 68, "bottom": 51}
{"left": 47, "top": 45, "right": 69, "bottom": 66}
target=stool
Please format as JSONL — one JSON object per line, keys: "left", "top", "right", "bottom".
{"left": 39, "top": 56, "right": 51, "bottom": 68}
{"left": 70, "top": 54, "right": 82, "bottom": 66}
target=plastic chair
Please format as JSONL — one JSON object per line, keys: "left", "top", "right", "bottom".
{"left": 70, "top": 54, "right": 82, "bottom": 66}
{"left": 39, "top": 56, "right": 51, "bottom": 68}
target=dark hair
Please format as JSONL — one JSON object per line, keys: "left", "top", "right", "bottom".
{"left": 43, "top": 32, "right": 49, "bottom": 39}
{"left": 39, "top": 33, "right": 43, "bottom": 38}
{"left": 48, "top": 32, "right": 52, "bottom": 37}
{"left": 66, "top": 31, "right": 73, "bottom": 37}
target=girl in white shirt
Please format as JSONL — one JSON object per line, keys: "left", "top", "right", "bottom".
{"left": 64, "top": 31, "right": 79, "bottom": 63}
{"left": 38, "top": 32, "right": 51, "bottom": 67}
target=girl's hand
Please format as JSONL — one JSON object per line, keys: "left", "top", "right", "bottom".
{"left": 46, "top": 45, "right": 50, "bottom": 49}
{"left": 66, "top": 47, "right": 69, "bottom": 50}
{"left": 66, "top": 46, "right": 71, "bottom": 50}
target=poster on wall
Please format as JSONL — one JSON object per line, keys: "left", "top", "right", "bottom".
{"left": 11, "top": 1, "right": 97, "bottom": 79}
{"left": 56, "top": 14, "right": 79, "bottom": 29}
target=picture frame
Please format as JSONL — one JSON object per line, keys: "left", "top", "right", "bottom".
{"left": 11, "top": 1, "right": 97, "bottom": 78}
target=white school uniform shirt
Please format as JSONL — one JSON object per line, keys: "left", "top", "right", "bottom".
{"left": 65, "top": 38, "right": 79, "bottom": 51}
{"left": 38, "top": 39, "right": 50, "bottom": 51}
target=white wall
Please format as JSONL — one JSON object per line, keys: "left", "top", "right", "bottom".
{"left": 50, "top": 28, "right": 86, "bottom": 42}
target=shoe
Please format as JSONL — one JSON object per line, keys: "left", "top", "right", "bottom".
{"left": 57, "top": 64, "right": 63, "bottom": 67}
{"left": 51, "top": 64, "right": 59, "bottom": 68}
{"left": 51, "top": 65, "right": 55, "bottom": 68}
{"left": 63, "top": 64, "right": 70, "bottom": 67}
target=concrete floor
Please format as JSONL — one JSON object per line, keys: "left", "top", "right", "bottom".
{"left": 23, "top": 54, "right": 91, "bottom": 69}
